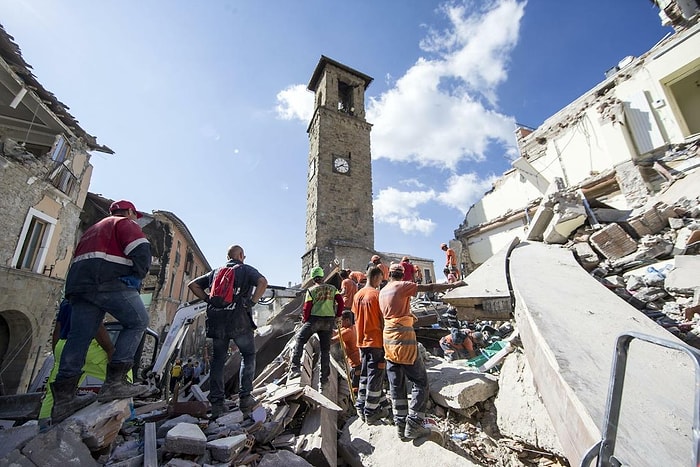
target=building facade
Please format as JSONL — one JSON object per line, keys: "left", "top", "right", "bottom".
{"left": 455, "top": 14, "right": 700, "bottom": 272}
{"left": 0, "top": 26, "right": 112, "bottom": 394}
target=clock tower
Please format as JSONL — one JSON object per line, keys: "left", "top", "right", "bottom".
{"left": 303, "top": 56, "right": 375, "bottom": 278}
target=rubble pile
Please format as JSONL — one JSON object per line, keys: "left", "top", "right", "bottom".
{"left": 567, "top": 195, "right": 700, "bottom": 348}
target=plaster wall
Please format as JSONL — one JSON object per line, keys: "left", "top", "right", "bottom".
{"left": 465, "top": 170, "right": 541, "bottom": 227}
{"left": 466, "top": 221, "right": 527, "bottom": 266}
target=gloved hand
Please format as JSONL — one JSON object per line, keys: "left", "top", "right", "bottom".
{"left": 120, "top": 276, "right": 142, "bottom": 290}
{"left": 243, "top": 297, "right": 256, "bottom": 309}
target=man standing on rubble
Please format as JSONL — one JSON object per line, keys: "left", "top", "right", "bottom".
{"left": 51, "top": 199, "right": 151, "bottom": 424}
{"left": 353, "top": 267, "right": 390, "bottom": 424}
{"left": 379, "top": 262, "right": 462, "bottom": 440}
{"left": 188, "top": 245, "right": 268, "bottom": 418}
{"left": 441, "top": 243, "right": 461, "bottom": 280}
{"left": 289, "top": 266, "right": 344, "bottom": 385}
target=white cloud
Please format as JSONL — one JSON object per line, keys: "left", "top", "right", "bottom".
{"left": 275, "top": 84, "right": 313, "bottom": 122}
{"left": 436, "top": 172, "right": 497, "bottom": 213}
{"left": 374, "top": 187, "right": 437, "bottom": 234}
{"left": 367, "top": 0, "right": 524, "bottom": 169}
{"left": 399, "top": 178, "right": 427, "bottom": 189}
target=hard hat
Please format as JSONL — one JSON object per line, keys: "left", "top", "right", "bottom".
{"left": 440, "top": 243, "right": 447, "bottom": 249}
{"left": 310, "top": 267, "right": 325, "bottom": 279}
{"left": 371, "top": 255, "right": 381, "bottom": 262}
{"left": 389, "top": 262, "right": 404, "bottom": 274}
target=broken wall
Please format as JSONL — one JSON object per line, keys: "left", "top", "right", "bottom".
{"left": 456, "top": 22, "right": 700, "bottom": 267}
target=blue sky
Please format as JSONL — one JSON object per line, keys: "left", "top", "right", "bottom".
{"left": 1, "top": 1, "right": 670, "bottom": 286}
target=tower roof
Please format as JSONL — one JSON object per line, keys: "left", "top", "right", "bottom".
{"left": 307, "top": 55, "right": 373, "bottom": 92}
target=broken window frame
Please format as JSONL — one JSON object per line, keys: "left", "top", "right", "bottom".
{"left": 49, "top": 134, "right": 71, "bottom": 163}
{"left": 12, "top": 208, "right": 57, "bottom": 273}
{"left": 48, "top": 162, "right": 78, "bottom": 196}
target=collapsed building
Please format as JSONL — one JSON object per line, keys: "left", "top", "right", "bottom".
{"left": 2, "top": 3, "right": 700, "bottom": 466}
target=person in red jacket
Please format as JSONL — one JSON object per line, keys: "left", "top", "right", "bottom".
{"left": 52, "top": 200, "right": 151, "bottom": 423}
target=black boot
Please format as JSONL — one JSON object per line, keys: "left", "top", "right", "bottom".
{"left": 404, "top": 417, "right": 431, "bottom": 439}
{"left": 51, "top": 374, "right": 97, "bottom": 424}
{"left": 98, "top": 362, "right": 148, "bottom": 403}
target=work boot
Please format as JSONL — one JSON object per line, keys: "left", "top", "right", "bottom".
{"left": 239, "top": 395, "right": 257, "bottom": 416}
{"left": 50, "top": 374, "right": 97, "bottom": 424}
{"left": 98, "top": 362, "right": 148, "bottom": 403}
{"left": 396, "top": 421, "right": 408, "bottom": 441}
{"left": 210, "top": 402, "right": 225, "bottom": 419}
{"left": 404, "top": 417, "right": 431, "bottom": 439}
{"left": 365, "top": 406, "right": 390, "bottom": 425}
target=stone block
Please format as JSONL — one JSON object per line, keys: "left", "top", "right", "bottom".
{"left": 67, "top": 398, "right": 130, "bottom": 451}
{"left": 20, "top": 424, "right": 99, "bottom": 466}
{"left": 0, "top": 424, "right": 38, "bottom": 459}
{"left": 216, "top": 409, "right": 244, "bottom": 426}
{"left": 258, "top": 449, "right": 314, "bottom": 466}
{"left": 589, "top": 223, "right": 637, "bottom": 260}
{"left": 571, "top": 241, "right": 600, "bottom": 270}
{"left": 165, "top": 422, "right": 207, "bottom": 456}
{"left": 157, "top": 414, "right": 199, "bottom": 438}
{"left": 206, "top": 433, "right": 247, "bottom": 462}
{"left": 426, "top": 361, "right": 498, "bottom": 414}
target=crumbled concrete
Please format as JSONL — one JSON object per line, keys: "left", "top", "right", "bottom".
{"left": 215, "top": 409, "right": 244, "bottom": 426}
{"left": 165, "top": 422, "right": 207, "bottom": 456}
{"left": 426, "top": 360, "right": 499, "bottom": 414}
{"left": 206, "top": 433, "right": 247, "bottom": 462}
{"left": 258, "top": 449, "right": 314, "bottom": 466}
{"left": 20, "top": 424, "right": 99, "bottom": 466}
{"left": 157, "top": 414, "right": 199, "bottom": 438}
{"left": 495, "top": 351, "right": 565, "bottom": 456}
{"left": 0, "top": 423, "right": 38, "bottom": 459}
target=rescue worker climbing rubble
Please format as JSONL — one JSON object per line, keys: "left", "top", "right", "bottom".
{"left": 289, "top": 266, "right": 344, "bottom": 386}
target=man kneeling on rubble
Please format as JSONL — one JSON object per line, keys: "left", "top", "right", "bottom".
{"left": 439, "top": 328, "right": 485, "bottom": 361}
{"left": 379, "top": 262, "right": 463, "bottom": 440}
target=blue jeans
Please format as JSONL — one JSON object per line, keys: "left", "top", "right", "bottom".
{"left": 386, "top": 355, "right": 429, "bottom": 425}
{"left": 58, "top": 290, "right": 148, "bottom": 380}
{"left": 291, "top": 316, "right": 334, "bottom": 382}
{"left": 209, "top": 330, "right": 256, "bottom": 405}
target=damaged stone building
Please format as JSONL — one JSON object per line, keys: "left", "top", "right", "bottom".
{"left": 0, "top": 25, "right": 113, "bottom": 395}
{"left": 455, "top": 3, "right": 700, "bottom": 273}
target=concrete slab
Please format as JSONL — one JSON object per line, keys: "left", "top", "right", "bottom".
{"left": 342, "top": 417, "right": 481, "bottom": 466}
{"left": 495, "top": 351, "right": 564, "bottom": 456}
{"left": 165, "top": 422, "right": 207, "bottom": 456}
{"left": 0, "top": 424, "right": 38, "bottom": 459}
{"left": 665, "top": 255, "right": 700, "bottom": 294}
{"left": 442, "top": 237, "right": 517, "bottom": 320}
{"left": 510, "top": 241, "right": 696, "bottom": 466}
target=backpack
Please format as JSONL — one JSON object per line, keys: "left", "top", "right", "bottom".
{"left": 209, "top": 264, "right": 241, "bottom": 309}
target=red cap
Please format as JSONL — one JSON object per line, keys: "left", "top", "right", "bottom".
{"left": 109, "top": 199, "right": 143, "bottom": 218}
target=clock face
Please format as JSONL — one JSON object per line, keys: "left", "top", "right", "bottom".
{"left": 333, "top": 157, "right": 350, "bottom": 174}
